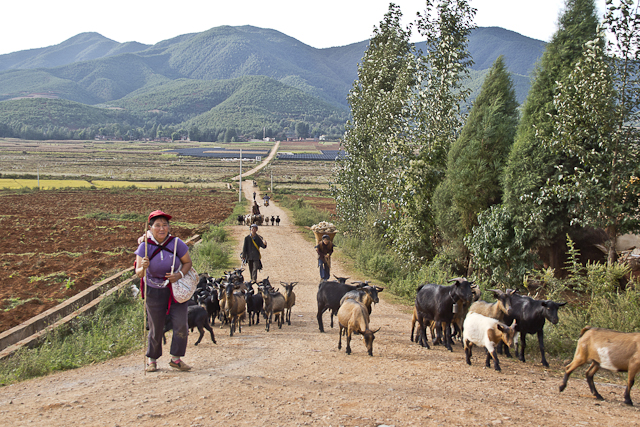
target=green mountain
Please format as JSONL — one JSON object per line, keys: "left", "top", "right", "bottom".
{"left": 0, "top": 25, "right": 546, "bottom": 140}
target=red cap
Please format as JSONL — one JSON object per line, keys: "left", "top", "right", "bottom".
{"left": 148, "top": 210, "right": 172, "bottom": 223}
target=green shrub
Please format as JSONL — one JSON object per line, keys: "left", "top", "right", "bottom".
{"left": 191, "top": 228, "right": 232, "bottom": 274}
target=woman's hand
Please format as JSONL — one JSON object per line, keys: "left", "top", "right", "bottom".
{"left": 135, "top": 256, "right": 149, "bottom": 278}
{"left": 165, "top": 271, "right": 183, "bottom": 283}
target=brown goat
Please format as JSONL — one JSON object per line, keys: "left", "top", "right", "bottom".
{"left": 337, "top": 299, "right": 380, "bottom": 356}
{"left": 260, "top": 286, "right": 286, "bottom": 332}
{"left": 221, "top": 283, "right": 246, "bottom": 337}
{"left": 282, "top": 282, "right": 297, "bottom": 326}
{"left": 559, "top": 327, "right": 640, "bottom": 405}
{"left": 469, "top": 299, "right": 510, "bottom": 322}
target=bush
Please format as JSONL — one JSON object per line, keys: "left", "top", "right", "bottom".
{"left": 191, "top": 225, "right": 232, "bottom": 274}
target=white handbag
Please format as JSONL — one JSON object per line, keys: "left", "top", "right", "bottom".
{"left": 170, "top": 237, "right": 198, "bottom": 303}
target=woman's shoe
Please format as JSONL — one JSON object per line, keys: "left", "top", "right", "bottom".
{"left": 169, "top": 359, "right": 191, "bottom": 371}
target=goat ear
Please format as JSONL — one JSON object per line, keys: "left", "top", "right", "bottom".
{"left": 376, "top": 286, "right": 384, "bottom": 292}
{"left": 497, "top": 323, "right": 506, "bottom": 333}
{"left": 511, "top": 319, "right": 517, "bottom": 327}
{"left": 372, "top": 327, "right": 381, "bottom": 334}
{"left": 558, "top": 302, "right": 567, "bottom": 307}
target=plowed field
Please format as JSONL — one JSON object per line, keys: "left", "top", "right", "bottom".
{"left": 0, "top": 188, "right": 235, "bottom": 332}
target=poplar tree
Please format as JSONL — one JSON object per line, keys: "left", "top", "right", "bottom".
{"left": 387, "top": 0, "right": 476, "bottom": 262}
{"left": 502, "top": 0, "right": 601, "bottom": 246}
{"left": 333, "top": 3, "right": 417, "bottom": 234}
{"left": 541, "top": 0, "right": 640, "bottom": 264}
{"left": 434, "top": 55, "right": 518, "bottom": 265}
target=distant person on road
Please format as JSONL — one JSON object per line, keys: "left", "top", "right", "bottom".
{"left": 135, "top": 210, "right": 192, "bottom": 372}
{"left": 253, "top": 191, "right": 256, "bottom": 201}
{"left": 252, "top": 201, "right": 261, "bottom": 215}
{"left": 263, "top": 194, "right": 270, "bottom": 206}
{"left": 241, "top": 224, "right": 267, "bottom": 282}
{"left": 316, "top": 234, "right": 333, "bottom": 281}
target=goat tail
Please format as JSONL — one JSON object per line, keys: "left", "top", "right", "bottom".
{"left": 579, "top": 326, "right": 592, "bottom": 337}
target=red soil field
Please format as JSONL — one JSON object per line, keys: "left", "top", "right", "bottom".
{"left": 0, "top": 188, "right": 235, "bottom": 333}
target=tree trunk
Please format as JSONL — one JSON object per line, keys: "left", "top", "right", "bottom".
{"left": 606, "top": 224, "right": 617, "bottom": 265}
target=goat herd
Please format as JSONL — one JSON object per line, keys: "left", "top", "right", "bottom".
{"left": 173, "top": 271, "right": 640, "bottom": 407}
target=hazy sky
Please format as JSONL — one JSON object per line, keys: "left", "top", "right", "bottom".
{"left": 1, "top": 0, "right": 608, "bottom": 56}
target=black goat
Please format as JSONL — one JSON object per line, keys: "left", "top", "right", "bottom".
{"left": 244, "top": 284, "right": 264, "bottom": 325}
{"left": 492, "top": 289, "right": 566, "bottom": 367}
{"left": 414, "top": 278, "right": 475, "bottom": 351}
{"left": 316, "top": 280, "right": 365, "bottom": 332}
{"left": 164, "top": 305, "right": 216, "bottom": 346}
{"left": 275, "top": 216, "right": 280, "bottom": 226}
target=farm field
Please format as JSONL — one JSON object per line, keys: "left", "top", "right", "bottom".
{"left": 0, "top": 187, "right": 236, "bottom": 333}
{"left": 0, "top": 138, "right": 272, "bottom": 183}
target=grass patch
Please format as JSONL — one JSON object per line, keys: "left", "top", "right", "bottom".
{"left": 0, "top": 287, "right": 144, "bottom": 386}
{"left": 191, "top": 201, "right": 246, "bottom": 276}
{"left": 277, "top": 195, "right": 331, "bottom": 227}
{"left": 2, "top": 297, "right": 40, "bottom": 312}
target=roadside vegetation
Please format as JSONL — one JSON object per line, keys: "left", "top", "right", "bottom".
{"left": 328, "top": 0, "right": 640, "bottom": 363}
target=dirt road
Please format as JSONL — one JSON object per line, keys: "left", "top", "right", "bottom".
{"left": 0, "top": 182, "right": 638, "bottom": 426}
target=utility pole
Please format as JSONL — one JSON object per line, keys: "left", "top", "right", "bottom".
{"left": 239, "top": 148, "right": 242, "bottom": 202}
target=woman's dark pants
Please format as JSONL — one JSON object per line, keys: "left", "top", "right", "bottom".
{"left": 145, "top": 286, "right": 189, "bottom": 359}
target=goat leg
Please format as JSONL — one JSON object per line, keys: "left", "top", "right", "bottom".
{"left": 585, "top": 361, "right": 604, "bottom": 401}
{"left": 444, "top": 322, "right": 453, "bottom": 352}
{"left": 624, "top": 369, "right": 636, "bottom": 406}
{"left": 491, "top": 349, "right": 501, "bottom": 371}
{"left": 194, "top": 327, "right": 204, "bottom": 346}
{"left": 537, "top": 330, "right": 549, "bottom": 367}
{"left": 317, "top": 307, "right": 326, "bottom": 332}
{"left": 518, "top": 332, "right": 527, "bottom": 363}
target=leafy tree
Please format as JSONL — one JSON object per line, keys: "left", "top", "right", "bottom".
{"left": 434, "top": 55, "right": 518, "bottom": 268}
{"left": 465, "top": 205, "right": 538, "bottom": 288}
{"left": 386, "top": 0, "right": 476, "bottom": 262}
{"left": 540, "top": 0, "right": 640, "bottom": 264}
{"left": 223, "top": 128, "right": 236, "bottom": 142}
{"left": 502, "top": 0, "right": 601, "bottom": 247}
{"left": 333, "top": 3, "right": 417, "bottom": 235}
{"left": 295, "top": 121, "right": 309, "bottom": 138}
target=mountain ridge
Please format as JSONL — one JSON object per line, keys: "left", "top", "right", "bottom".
{"left": 0, "top": 25, "right": 546, "bottom": 140}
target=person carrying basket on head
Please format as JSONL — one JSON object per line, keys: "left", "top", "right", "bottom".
{"left": 135, "top": 210, "right": 193, "bottom": 372}
{"left": 316, "top": 234, "right": 334, "bottom": 281}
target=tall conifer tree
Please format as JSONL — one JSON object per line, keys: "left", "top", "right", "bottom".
{"left": 434, "top": 55, "right": 518, "bottom": 265}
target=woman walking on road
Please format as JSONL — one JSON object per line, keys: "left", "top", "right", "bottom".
{"left": 135, "top": 210, "right": 193, "bottom": 372}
